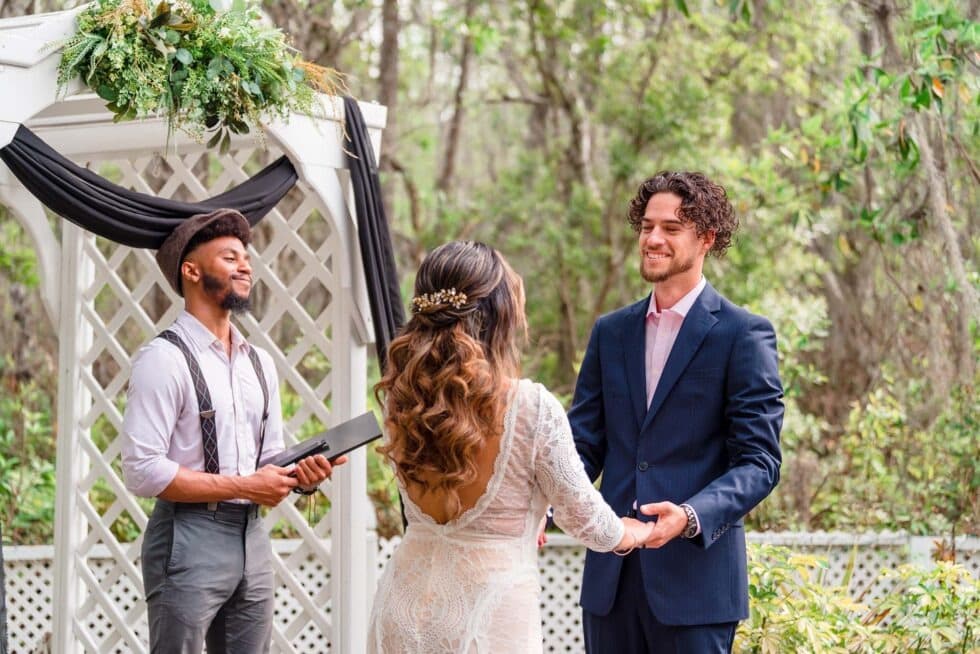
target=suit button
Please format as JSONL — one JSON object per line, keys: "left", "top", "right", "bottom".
{"left": 637, "top": 461, "right": 649, "bottom": 471}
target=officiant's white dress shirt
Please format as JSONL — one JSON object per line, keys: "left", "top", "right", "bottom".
{"left": 121, "top": 311, "right": 284, "bottom": 499}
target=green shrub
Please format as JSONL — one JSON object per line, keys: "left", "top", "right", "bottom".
{"left": 738, "top": 544, "right": 980, "bottom": 653}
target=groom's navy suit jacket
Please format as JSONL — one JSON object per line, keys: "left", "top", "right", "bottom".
{"left": 570, "top": 282, "right": 783, "bottom": 625}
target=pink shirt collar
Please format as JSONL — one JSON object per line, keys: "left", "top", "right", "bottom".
{"left": 646, "top": 276, "right": 707, "bottom": 319}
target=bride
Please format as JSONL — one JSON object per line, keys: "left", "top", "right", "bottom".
{"left": 368, "top": 241, "right": 652, "bottom": 653}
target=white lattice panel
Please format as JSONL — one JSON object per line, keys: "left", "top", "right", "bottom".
{"left": 3, "top": 547, "right": 53, "bottom": 654}
{"left": 6, "top": 534, "right": 980, "bottom": 654}
{"left": 954, "top": 540, "right": 980, "bottom": 579}
{"left": 750, "top": 531, "right": 909, "bottom": 603}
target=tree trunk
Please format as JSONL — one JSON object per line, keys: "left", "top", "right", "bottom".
{"left": 910, "top": 113, "right": 979, "bottom": 380}
{"left": 378, "top": 0, "right": 400, "bottom": 221}
{"left": 873, "top": 0, "right": 979, "bottom": 381}
{"left": 437, "top": 0, "right": 478, "bottom": 194}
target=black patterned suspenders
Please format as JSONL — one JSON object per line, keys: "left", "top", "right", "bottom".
{"left": 157, "top": 330, "right": 270, "bottom": 472}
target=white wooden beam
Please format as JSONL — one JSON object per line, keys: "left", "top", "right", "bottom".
{"left": 0, "top": 181, "right": 60, "bottom": 324}
{"left": 52, "top": 223, "right": 93, "bottom": 654}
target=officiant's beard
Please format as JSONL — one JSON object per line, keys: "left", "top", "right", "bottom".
{"left": 203, "top": 273, "right": 252, "bottom": 314}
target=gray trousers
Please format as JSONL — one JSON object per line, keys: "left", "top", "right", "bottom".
{"left": 141, "top": 500, "right": 274, "bottom": 654}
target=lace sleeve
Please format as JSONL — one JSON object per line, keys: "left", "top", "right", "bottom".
{"left": 533, "top": 385, "right": 624, "bottom": 552}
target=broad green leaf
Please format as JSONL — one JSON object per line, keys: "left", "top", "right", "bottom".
{"left": 899, "top": 76, "right": 914, "bottom": 102}
{"left": 96, "top": 85, "right": 118, "bottom": 102}
{"left": 206, "top": 130, "right": 223, "bottom": 149}
{"left": 915, "top": 83, "right": 932, "bottom": 108}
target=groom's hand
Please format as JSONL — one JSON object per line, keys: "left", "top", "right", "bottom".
{"left": 638, "top": 501, "right": 686, "bottom": 548}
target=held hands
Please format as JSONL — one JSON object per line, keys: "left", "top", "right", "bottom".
{"left": 614, "top": 517, "right": 656, "bottom": 554}
{"left": 637, "top": 501, "right": 688, "bottom": 549}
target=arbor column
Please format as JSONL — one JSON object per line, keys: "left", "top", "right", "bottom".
{"left": 52, "top": 223, "right": 92, "bottom": 654}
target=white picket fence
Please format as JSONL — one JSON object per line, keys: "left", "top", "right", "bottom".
{"left": 4, "top": 532, "right": 979, "bottom": 653}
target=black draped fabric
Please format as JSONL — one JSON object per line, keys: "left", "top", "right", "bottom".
{"left": 0, "top": 103, "right": 403, "bottom": 369}
{"left": 343, "top": 97, "right": 405, "bottom": 371}
{"left": 0, "top": 124, "right": 297, "bottom": 249}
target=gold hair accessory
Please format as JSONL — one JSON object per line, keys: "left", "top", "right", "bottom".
{"left": 411, "top": 288, "right": 468, "bottom": 313}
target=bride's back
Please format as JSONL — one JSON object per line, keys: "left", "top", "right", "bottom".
{"left": 399, "top": 379, "right": 550, "bottom": 539}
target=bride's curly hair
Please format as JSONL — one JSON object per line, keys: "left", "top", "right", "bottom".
{"left": 375, "top": 241, "right": 527, "bottom": 518}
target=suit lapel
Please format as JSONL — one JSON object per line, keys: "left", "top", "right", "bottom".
{"left": 621, "top": 297, "right": 650, "bottom": 429}
{"left": 640, "top": 284, "right": 720, "bottom": 433}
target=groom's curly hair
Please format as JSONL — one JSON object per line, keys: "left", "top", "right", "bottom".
{"left": 627, "top": 171, "right": 738, "bottom": 257}
{"left": 375, "top": 241, "right": 527, "bottom": 520}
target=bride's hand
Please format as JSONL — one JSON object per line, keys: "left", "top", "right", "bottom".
{"left": 614, "top": 517, "right": 655, "bottom": 553}
{"left": 536, "top": 514, "right": 548, "bottom": 548}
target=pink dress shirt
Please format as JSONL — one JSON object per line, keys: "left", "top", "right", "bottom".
{"left": 645, "top": 277, "right": 707, "bottom": 406}
{"left": 121, "top": 311, "right": 284, "bottom": 499}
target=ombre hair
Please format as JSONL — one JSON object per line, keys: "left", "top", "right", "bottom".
{"left": 375, "top": 241, "right": 527, "bottom": 518}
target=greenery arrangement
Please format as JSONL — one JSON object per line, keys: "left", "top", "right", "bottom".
{"left": 55, "top": 0, "right": 343, "bottom": 150}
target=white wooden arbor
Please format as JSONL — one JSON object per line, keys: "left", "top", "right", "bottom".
{"left": 0, "top": 9, "right": 385, "bottom": 653}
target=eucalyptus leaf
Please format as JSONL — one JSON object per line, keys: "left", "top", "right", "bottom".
{"left": 206, "top": 129, "right": 223, "bottom": 149}
{"left": 96, "top": 85, "right": 118, "bottom": 102}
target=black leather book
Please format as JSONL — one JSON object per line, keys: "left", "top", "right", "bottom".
{"left": 267, "top": 411, "right": 382, "bottom": 467}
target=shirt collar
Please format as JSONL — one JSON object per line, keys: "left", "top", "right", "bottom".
{"left": 646, "top": 276, "right": 707, "bottom": 319}
{"left": 175, "top": 310, "right": 250, "bottom": 353}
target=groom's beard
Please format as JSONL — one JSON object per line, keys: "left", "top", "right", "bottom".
{"left": 203, "top": 273, "right": 252, "bottom": 314}
{"left": 640, "top": 252, "right": 696, "bottom": 284}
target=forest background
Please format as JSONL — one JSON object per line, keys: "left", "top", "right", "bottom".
{"left": 0, "top": 0, "right": 977, "bottom": 545}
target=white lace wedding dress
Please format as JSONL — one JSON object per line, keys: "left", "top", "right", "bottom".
{"left": 367, "top": 379, "right": 625, "bottom": 653}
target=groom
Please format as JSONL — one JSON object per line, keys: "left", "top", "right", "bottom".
{"left": 569, "top": 171, "right": 783, "bottom": 652}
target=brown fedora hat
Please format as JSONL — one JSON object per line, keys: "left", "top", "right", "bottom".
{"left": 155, "top": 208, "right": 251, "bottom": 296}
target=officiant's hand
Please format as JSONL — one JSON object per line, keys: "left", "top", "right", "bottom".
{"left": 637, "top": 501, "right": 686, "bottom": 548}
{"left": 294, "top": 453, "right": 348, "bottom": 490}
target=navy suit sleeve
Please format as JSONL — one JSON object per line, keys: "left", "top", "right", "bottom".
{"left": 569, "top": 319, "right": 606, "bottom": 482}
{"left": 687, "top": 313, "right": 783, "bottom": 548}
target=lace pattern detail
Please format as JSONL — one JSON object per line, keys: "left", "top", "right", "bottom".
{"left": 368, "top": 380, "right": 623, "bottom": 653}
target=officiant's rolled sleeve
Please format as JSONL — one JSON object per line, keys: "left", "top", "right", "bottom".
{"left": 121, "top": 344, "right": 184, "bottom": 497}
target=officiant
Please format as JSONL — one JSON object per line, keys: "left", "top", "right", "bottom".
{"left": 120, "top": 209, "right": 346, "bottom": 654}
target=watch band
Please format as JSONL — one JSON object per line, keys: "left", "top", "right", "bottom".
{"left": 293, "top": 486, "right": 318, "bottom": 496}
{"left": 680, "top": 503, "right": 698, "bottom": 539}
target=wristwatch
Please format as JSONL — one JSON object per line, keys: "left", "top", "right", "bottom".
{"left": 680, "top": 503, "right": 698, "bottom": 539}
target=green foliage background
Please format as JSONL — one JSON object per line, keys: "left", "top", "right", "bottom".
{"left": 0, "top": 0, "right": 977, "bottom": 550}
